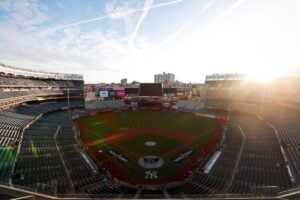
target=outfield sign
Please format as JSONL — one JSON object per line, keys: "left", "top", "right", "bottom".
{"left": 117, "top": 90, "right": 125, "bottom": 97}
{"left": 109, "top": 90, "right": 116, "bottom": 97}
{"left": 100, "top": 90, "right": 109, "bottom": 97}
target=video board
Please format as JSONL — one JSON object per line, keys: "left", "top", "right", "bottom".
{"left": 139, "top": 83, "right": 163, "bottom": 96}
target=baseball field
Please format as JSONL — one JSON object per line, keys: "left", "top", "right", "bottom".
{"left": 74, "top": 110, "right": 220, "bottom": 185}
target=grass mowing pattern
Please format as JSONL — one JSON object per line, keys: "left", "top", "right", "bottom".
{"left": 81, "top": 111, "right": 215, "bottom": 136}
{"left": 78, "top": 110, "right": 217, "bottom": 182}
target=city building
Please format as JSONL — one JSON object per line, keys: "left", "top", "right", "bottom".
{"left": 121, "top": 78, "right": 127, "bottom": 86}
{"left": 154, "top": 72, "right": 175, "bottom": 83}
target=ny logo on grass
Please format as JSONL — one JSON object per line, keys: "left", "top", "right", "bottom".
{"left": 145, "top": 170, "right": 158, "bottom": 179}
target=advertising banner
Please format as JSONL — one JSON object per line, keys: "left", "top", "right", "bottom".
{"left": 99, "top": 90, "right": 108, "bottom": 97}
{"left": 117, "top": 90, "right": 125, "bottom": 97}
{"left": 109, "top": 90, "right": 116, "bottom": 97}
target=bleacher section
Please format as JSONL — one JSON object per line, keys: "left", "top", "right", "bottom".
{"left": 204, "top": 99, "right": 300, "bottom": 194}
{"left": 204, "top": 74, "right": 300, "bottom": 104}
{"left": 10, "top": 104, "right": 106, "bottom": 196}
{"left": 0, "top": 101, "right": 84, "bottom": 185}
{"left": 0, "top": 64, "right": 84, "bottom": 111}
{"left": 85, "top": 100, "right": 126, "bottom": 110}
{"left": 175, "top": 100, "right": 204, "bottom": 112}
{"left": 0, "top": 76, "right": 83, "bottom": 88}
{"left": 166, "top": 127, "right": 243, "bottom": 197}
{"left": 86, "top": 182, "right": 138, "bottom": 198}
{"left": 228, "top": 113, "right": 291, "bottom": 194}
{"left": 0, "top": 90, "right": 83, "bottom": 110}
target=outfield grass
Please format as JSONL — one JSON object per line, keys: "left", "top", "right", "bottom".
{"left": 120, "top": 134, "right": 180, "bottom": 156}
{"left": 78, "top": 110, "right": 217, "bottom": 180}
{"left": 114, "top": 111, "right": 216, "bottom": 134}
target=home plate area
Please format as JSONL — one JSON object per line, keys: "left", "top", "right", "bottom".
{"left": 100, "top": 128, "right": 202, "bottom": 184}
{"left": 138, "top": 155, "right": 164, "bottom": 179}
{"left": 139, "top": 141, "right": 163, "bottom": 179}
{"left": 139, "top": 156, "right": 164, "bottom": 174}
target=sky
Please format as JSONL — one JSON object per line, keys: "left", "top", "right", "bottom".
{"left": 0, "top": 0, "right": 300, "bottom": 84}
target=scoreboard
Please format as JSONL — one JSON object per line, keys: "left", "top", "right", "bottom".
{"left": 139, "top": 83, "right": 163, "bottom": 96}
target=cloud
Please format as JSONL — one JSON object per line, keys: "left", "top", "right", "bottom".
{"left": 0, "top": 0, "right": 193, "bottom": 83}
{"left": 104, "top": 1, "right": 136, "bottom": 20}
{"left": 0, "top": 0, "right": 12, "bottom": 10}
{"left": 128, "top": 0, "right": 154, "bottom": 47}
{"left": 38, "top": 0, "right": 186, "bottom": 35}
{"left": 200, "top": 0, "right": 215, "bottom": 13}
{"left": 158, "top": 21, "right": 189, "bottom": 48}
{"left": 156, "top": 0, "right": 214, "bottom": 50}
{"left": 207, "top": 0, "right": 247, "bottom": 28}
{"left": 150, "top": 0, "right": 184, "bottom": 9}
{"left": 5, "top": 0, "right": 297, "bottom": 84}
{"left": 0, "top": 0, "right": 49, "bottom": 33}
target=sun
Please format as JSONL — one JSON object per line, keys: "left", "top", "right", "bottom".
{"left": 246, "top": 69, "right": 288, "bottom": 82}
{"left": 248, "top": 73, "right": 279, "bottom": 82}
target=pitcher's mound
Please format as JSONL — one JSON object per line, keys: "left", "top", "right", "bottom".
{"left": 145, "top": 141, "right": 156, "bottom": 147}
